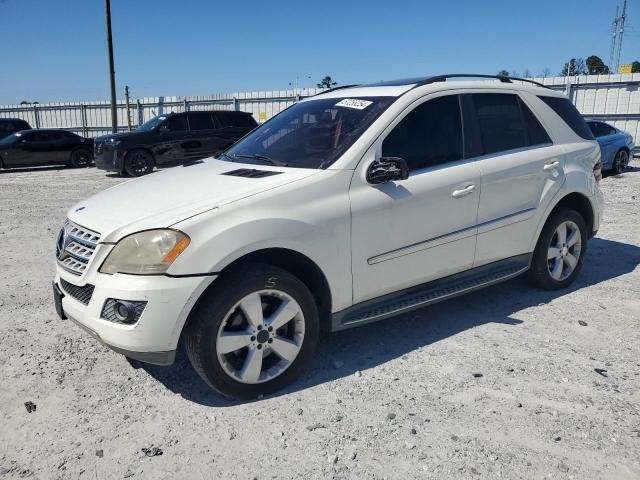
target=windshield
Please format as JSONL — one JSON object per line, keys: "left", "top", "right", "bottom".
{"left": 137, "top": 115, "right": 168, "bottom": 132}
{"left": 223, "top": 96, "right": 395, "bottom": 169}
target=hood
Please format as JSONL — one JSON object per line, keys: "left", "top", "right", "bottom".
{"left": 95, "top": 131, "right": 141, "bottom": 142}
{"left": 67, "top": 159, "right": 319, "bottom": 242}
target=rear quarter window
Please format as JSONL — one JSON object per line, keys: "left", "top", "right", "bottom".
{"left": 538, "top": 96, "right": 594, "bottom": 140}
{"left": 217, "top": 112, "right": 258, "bottom": 128}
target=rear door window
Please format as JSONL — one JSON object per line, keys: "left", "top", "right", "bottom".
{"left": 472, "top": 94, "right": 527, "bottom": 154}
{"left": 217, "top": 112, "right": 257, "bottom": 128}
{"left": 538, "top": 96, "right": 594, "bottom": 140}
{"left": 188, "top": 112, "right": 215, "bottom": 131}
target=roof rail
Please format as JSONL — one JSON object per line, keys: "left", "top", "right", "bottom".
{"left": 314, "top": 84, "right": 361, "bottom": 96}
{"left": 415, "top": 74, "right": 551, "bottom": 89}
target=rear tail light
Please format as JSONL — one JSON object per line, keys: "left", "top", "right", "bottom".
{"left": 593, "top": 158, "right": 603, "bottom": 184}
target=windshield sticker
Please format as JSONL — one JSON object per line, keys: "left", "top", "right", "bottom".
{"left": 334, "top": 99, "right": 373, "bottom": 110}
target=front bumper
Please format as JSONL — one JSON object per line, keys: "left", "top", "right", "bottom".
{"left": 54, "top": 268, "right": 215, "bottom": 365}
{"left": 94, "top": 144, "right": 123, "bottom": 172}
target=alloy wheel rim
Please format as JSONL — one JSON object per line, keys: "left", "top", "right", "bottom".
{"left": 547, "top": 220, "right": 582, "bottom": 281}
{"left": 618, "top": 150, "right": 629, "bottom": 171}
{"left": 131, "top": 153, "right": 149, "bottom": 174}
{"left": 215, "top": 290, "right": 305, "bottom": 384}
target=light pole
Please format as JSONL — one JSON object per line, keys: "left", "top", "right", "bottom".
{"left": 105, "top": 0, "right": 118, "bottom": 133}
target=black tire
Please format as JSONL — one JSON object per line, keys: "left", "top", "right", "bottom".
{"left": 525, "top": 208, "right": 587, "bottom": 290}
{"left": 69, "top": 148, "right": 92, "bottom": 168}
{"left": 185, "top": 264, "right": 320, "bottom": 399}
{"left": 124, "top": 149, "right": 154, "bottom": 176}
{"left": 612, "top": 148, "right": 630, "bottom": 175}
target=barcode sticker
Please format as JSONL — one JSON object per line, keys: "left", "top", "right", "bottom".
{"left": 334, "top": 99, "right": 373, "bottom": 110}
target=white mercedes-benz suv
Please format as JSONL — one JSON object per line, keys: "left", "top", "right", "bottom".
{"left": 53, "top": 75, "right": 604, "bottom": 398}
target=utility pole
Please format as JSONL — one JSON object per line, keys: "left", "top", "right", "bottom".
{"left": 105, "top": 0, "right": 118, "bottom": 133}
{"left": 615, "top": 0, "right": 628, "bottom": 73}
{"left": 609, "top": 1, "right": 628, "bottom": 73}
{"left": 609, "top": 5, "right": 619, "bottom": 72}
{"left": 124, "top": 86, "right": 132, "bottom": 131}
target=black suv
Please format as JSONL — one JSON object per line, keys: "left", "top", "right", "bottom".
{"left": 94, "top": 110, "right": 258, "bottom": 176}
{"left": 0, "top": 118, "right": 31, "bottom": 140}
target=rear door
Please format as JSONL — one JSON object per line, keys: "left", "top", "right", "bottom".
{"left": 185, "top": 111, "right": 225, "bottom": 159}
{"left": 215, "top": 112, "right": 257, "bottom": 151}
{"left": 471, "top": 91, "right": 565, "bottom": 266}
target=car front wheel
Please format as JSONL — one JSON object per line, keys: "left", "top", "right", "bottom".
{"left": 185, "top": 264, "right": 319, "bottom": 399}
{"left": 526, "top": 208, "right": 587, "bottom": 290}
{"left": 124, "top": 149, "right": 154, "bottom": 176}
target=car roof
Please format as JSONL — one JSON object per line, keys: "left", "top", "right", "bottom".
{"left": 308, "top": 74, "right": 564, "bottom": 100}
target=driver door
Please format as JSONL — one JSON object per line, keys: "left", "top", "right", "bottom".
{"left": 349, "top": 93, "right": 481, "bottom": 304}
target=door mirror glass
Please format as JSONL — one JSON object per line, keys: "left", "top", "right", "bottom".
{"left": 367, "top": 157, "right": 409, "bottom": 184}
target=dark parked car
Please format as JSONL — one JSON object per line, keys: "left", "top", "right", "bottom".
{"left": 94, "top": 110, "right": 258, "bottom": 176}
{"left": 0, "top": 118, "right": 31, "bottom": 140}
{"left": 586, "top": 119, "right": 635, "bottom": 174}
{"left": 0, "top": 129, "right": 93, "bottom": 169}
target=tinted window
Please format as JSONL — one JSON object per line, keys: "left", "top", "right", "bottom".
{"left": 0, "top": 120, "right": 29, "bottom": 132}
{"left": 538, "top": 96, "right": 594, "bottom": 140}
{"left": 189, "top": 112, "right": 215, "bottom": 131}
{"left": 382, "top": 95, "right": 463, "bottom": 171}
{"left": 217, "top": 112, "right": 257, "bottom": 128}
{"left": 588, "top": 121, "right": 616, "bottom": 137}
{"left": 164, "top": 115, "right": 188, "bottom": 132}
{"left": 519, "top": 98, "right": 552, "bottom": 146}
{"left": 473, "top": 94, "right": 528, "bottom": 154}
{"left": 225, "top": 96, "right": 394, "bottom": 169}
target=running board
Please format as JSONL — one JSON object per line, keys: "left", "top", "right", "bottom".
{"left": 332, "top": 254, "right": 531, "bottom": 331}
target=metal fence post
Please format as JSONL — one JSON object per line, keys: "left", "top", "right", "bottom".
{"left": 80, "top": 104, "right": 88, "bottom": 137}
{"left": 136, "top": 99, "right": 142, "bottom": 126}
{"left": 183, "top": 99, "right": 189, "bottom": 112}
{"left": 33, "top": 104, "right": 40, "bottom": 128}
{"left": 233, "top": 97, "right": 239, "bottom": 111}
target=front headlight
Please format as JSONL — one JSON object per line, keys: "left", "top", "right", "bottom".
{"left": 100, "top": 229, "right": 190, "bottom": 275}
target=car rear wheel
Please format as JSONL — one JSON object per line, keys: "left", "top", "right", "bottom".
{"left": 612, "top": 149, "right": 629, "bottom": 175}
{"left": 185, "top": 264, "right": 319, "bottom": 399}
{"left": 526, "top": 208, "right": 587, "bottom": 290}
{"left": 124, "top": 149, "right": 154, "bottom": 176}
{"left": 69, "top": 148, "right": 92, "bottom": 168}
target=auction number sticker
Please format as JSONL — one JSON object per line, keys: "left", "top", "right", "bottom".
{"left": 334, "top": 99, "right": 373, "bottom": 110}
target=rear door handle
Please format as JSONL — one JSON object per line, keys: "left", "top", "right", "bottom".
{"left": 543, "top": 161, "right": 560, "bottom": 171}
{"left": 452, "top": 184, "right": 476, "bottom": 198}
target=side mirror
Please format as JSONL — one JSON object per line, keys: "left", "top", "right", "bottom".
{"left": 367, "top": 157, "right": 409, "bottom": 184}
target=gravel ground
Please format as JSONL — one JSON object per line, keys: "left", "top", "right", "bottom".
{"left": 1, "top": 161, "right": 639, "bottom": 480}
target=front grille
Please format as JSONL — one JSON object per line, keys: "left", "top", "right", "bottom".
{"left": 60, "top": 278, "right": 95, "bottom": 305}
{"left": 57, "top": 220, "right": 101, "bottom": 276}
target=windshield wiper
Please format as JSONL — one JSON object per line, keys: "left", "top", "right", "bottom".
{"left": 231, "top": 153, "right": 288, "bottom": 167}
{"left": 217, "top": 152, "right": 236, "bottom": 162}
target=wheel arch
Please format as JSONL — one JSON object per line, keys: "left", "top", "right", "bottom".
{"left": 533, "top": 191, "right": 596, "bottom": 252}
{"left": 181, "top": 247, "right": 333, "bottom": 337}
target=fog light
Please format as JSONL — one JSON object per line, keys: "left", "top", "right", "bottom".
{"left": 101, "top": 298, "right": 147, "bottom": 325}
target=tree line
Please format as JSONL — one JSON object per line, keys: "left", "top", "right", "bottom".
{"left": 498, "top": 55, "right": 640, "bottom": 79}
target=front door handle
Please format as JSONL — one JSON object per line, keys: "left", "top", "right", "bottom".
{"left": 543, "top": 161, "right": 560, "bottom": 171}
{"left": 452, "top": 184, "right": 476, "bottom": 198}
